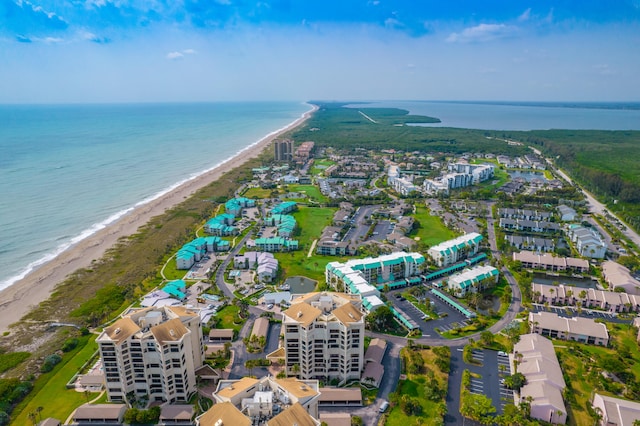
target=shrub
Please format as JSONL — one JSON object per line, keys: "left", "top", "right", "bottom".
{"left": 41, "top": 354, "right": 62, "bottom": 373}
{"left": 62, "top": 338, "right": 79, "bottom": 352}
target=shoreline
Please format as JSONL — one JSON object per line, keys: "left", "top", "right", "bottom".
{"left": 0, "top": 103, "right": 317, "bottom": 334}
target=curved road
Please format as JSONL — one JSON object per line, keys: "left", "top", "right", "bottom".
{"left": 213, "top": 202, "right": 525, "bottom": 424}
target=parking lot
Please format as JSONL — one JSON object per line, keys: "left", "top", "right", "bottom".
{"left": 388, "top": 287, "right": 471, "bottom": 337}
{"left": 530, "top": 303, "right": 621, "bottom": 321}
{"left": 465, "top": 349, "right": 514, "bottom": 415}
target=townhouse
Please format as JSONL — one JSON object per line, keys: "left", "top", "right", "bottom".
{"left": 512, "top": 251, "right": 589, "bottom": 273}
{"left": 566, "top": 224, "right": 607, "bottom": 259}
{"left": 531, "top": 282, "right": 640, "bottom": 313}
{"left": 529, "top": 311, "right": 609, "bottom": 345}
{"left": 513, "top": 334, "right": 567, "bottom": 425}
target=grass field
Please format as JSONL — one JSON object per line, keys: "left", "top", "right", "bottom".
{"left": 243, "top": 187, "right": 274, "bottom": 199}
{"left": 12, "top": 335, "right": 99, "bottom": 425}
{"left": 385, "top": 347, "right": 448, "bottom": 426}
{"left": 215, "top": 305, "right": 244, "bottom": 333}
{"left": 285, "top": 184, "right": 327, "bottom": 203}
{"left": 409, "top": 205, "right": 456, "bottom": 247}
{"left": 271, "top": 205, "right": 340, "bottom": 283}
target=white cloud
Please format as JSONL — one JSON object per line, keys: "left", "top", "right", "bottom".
{"left": 182, "top": 48, "right": 197, "bottom": 54}
{"left": 43, "top": 37, "right": 63, "bottom": 43}
{"left": 446, "top": 23, "right": 516, "bottom": 43}
{"left": 166, "top": 51, "right": 184, "bottom": 60}
{"left": 518, "top": 8, "right": 531, "bottom": 22}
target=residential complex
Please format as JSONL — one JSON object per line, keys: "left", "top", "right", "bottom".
{"left": 176, "top": 236, "right": 229, "bottom": 270}
{"left": 591, "top": 393, "right": 640, "bottom": 426}
{"left": 498, "top": 208, "right": 552, "bottom": 221}
{"left": 446, "top": 265, "right": 499, "bottom": 297}
{"left": 532, "top": 282, "right": 640, "bottom": 313}
{"left": 233, "top": 251, "right": 279, "bottom": 283}
{"left": 97, "top": 306, "right": 205, "bottom": 404}
{"left": 602, "top": 260, "right": 640, "bottom": 294}
{"left": 281, "top": 292, "right": 365, "bottom": 384}
{"left": 512, "top": 251, "right": 589, "bottom": 273}
{"left": 513, "top": 333, "right": 567, "bottom": 425}
{"left": 427, "top": 233, "right": 483, "bottom": 267}
{"left": 424, "top": 162, "right": 494, "bottom": 195}
{"left": 529, "top": 311, "right": 609, "bottom": 345}
{"left": 325, "top": 252, "right": 425, "bottom": 312}
{"left": 566, "top": 224, "right": 607, "bottom": 258}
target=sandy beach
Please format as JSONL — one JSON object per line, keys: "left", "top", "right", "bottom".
{"left": 0, "top": 104, "right": 317, "bottom": 334}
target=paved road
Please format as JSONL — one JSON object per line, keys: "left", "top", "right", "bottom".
{"left": 553, "top": 165, "right": 640, "bottom": 248}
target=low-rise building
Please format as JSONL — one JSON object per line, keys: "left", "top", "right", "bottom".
{"left": 592, "top": 393, "right": 640, "bottom": 426}
{"left": 505, "top": 235, "right": 555, "bottom": 252}
{"left": 499, "top": 218, "right": 561, "bottom": 233}
{"left": 499, "top": 208, "right": 552, "bottom": 221}
{"left": 446, "top": 265, "right": 499, "bottom": 297}
{"left": 531, "top": 282, "right": 640, "bottom": 313}
{"left": 253, "top": 237, "right": 299, "bottom": 252}
{"left": 428, "top": 233, "right": 483, "bottom": 267}
{"left": 529, "top": 311, "right": 609, "bottom": 345}
{"left": 557, "top": 205, "right": 578, "bottom": 221}
{"left": 512, "top": 251, "right": 589, "bottom": 273}
{"left": 567, "top": 225, "right": 607, "bottom": 259}
{"left": 602, "top": 260, "right": 640, "bottom": 295}
{"left": 513, "top": 334, "right": 567, "bottom": 425}
{"left": 234, "top": 251, "right": 279, "bottom": 282}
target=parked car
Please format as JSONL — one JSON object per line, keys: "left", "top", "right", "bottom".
{"left": 379, "top": 401, "right": 390, "bottom": 413}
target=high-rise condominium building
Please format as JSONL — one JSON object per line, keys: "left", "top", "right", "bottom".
{"left": 97, "top": 306, "right": 204, "bottom": 404}
{"left": 282, "top": 292, "right": 364, "bottom": 385}
{"left": 274, "top": 139, "right": 294, "bottom": 162}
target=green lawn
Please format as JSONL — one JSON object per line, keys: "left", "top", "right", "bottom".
{"left": 11, "top": 335, "right": 99, "bottom": 426}
{"left": 286, "top": 184, "right": 327, "bottom": 204}
{"left": 215, "top": 305, "right": 244, "bottom": 333}
{"left": 243, "top": 187, "right": 275, "bottom": 199}
{"left": 310, "top": 159, "right": 335, "bottom": 175}
{"left": 161, "top": 255, "right": 187, "bottom": 281}
{"left": 291, "top": 206, "right": 335, "bottom": 246}
{"left": 274, "top": 206, "right": 337, "bottom": 283}
{"left": 409, "top": 206, "right": 456, "bottom": 247}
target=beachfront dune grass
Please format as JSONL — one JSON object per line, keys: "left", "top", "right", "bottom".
{"left": 11, "top": 334, "right": 98, "bottom": 426}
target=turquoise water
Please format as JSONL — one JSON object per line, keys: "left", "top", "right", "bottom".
{"left": 348, "top": 101, "right": 640, "bottom": 130}
{"left": 0, "top": 102, "right": 311, "bottom": 290}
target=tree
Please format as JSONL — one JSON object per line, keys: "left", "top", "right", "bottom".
{"left": 480, "top": 331, "right": 494, "bottom": 347}
{"left": 460, "top": 391, "right": 496, "bottom": 422}
{"left": 365, "top": 305, "right": 395, "bottom": 331}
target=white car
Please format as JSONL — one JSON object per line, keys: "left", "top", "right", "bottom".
{"left": 498, "top": 351, "right": 508, "bottom": 357}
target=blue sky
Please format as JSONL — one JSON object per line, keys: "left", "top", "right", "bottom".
{"left": 1, "top": 0, "right": 639, "bottom": 103}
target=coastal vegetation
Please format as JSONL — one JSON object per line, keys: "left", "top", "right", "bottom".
{"left": 287, "top": 102, "right": 528, "bottom": 155}
{"left": 384, "top": 345, "right": 449, "bottom": 426}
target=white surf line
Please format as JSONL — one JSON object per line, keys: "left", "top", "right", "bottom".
{"left": 358, "top": 110, "right": 378, "bottom": 123}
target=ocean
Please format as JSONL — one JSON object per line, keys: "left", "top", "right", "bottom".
{"left": 1, "top": 100, "right": 639, "bottom": 293}
{"left": 348, "top": 101, "right": 640, "bottom": 130}
{"left": 0, "top": 102, "right": 311, "bottom": 291}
